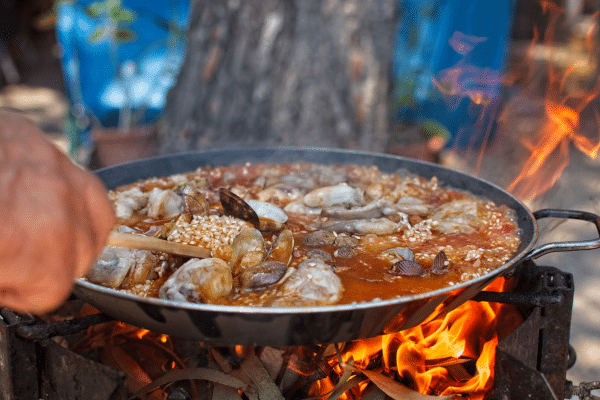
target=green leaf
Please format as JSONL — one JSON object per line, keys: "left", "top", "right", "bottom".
{"left": 114, "top": 8, "right": 136, "bottom": 22}
{"left": 88, "top": 27, "right": 107, "bottom": 42}
{"left": 107, "top": 0, "right": 121, "bottom": 13}
{"left": 115, "top": 28, "right": 137, "bottom": 42}
{"left": 85, "top": 2, "right": 105, "bottom": 18}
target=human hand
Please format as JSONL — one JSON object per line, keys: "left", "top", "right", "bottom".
{"left": 0, "top": 110, "right": 115, "bottom": 314}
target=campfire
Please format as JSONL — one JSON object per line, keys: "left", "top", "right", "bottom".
{"left": 67, "top": 277, "right": 521, "bottom": 400}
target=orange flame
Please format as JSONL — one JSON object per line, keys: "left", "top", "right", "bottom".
{"left": 314, "top": 278, "right": 522, "bottom": 399}
{"left": 506, "top": 3, "right": 600, "bottom": 202}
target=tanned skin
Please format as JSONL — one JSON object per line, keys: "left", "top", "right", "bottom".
{"left": 0, "top": 110, "right": 115, "bottom": 314}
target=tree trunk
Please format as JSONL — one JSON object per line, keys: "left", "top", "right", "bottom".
{"left": 158, "top": 0, "right": 398, "bottom": 154}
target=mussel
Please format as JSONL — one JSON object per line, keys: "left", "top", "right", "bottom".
{"left": 219, "top": 188, "right": 288, "bottom": 232}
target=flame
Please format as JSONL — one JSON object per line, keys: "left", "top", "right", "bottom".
{"left": 315, "top": 277, "right": 522, "bottom": 399}
{"left": 72, "top": 317, "right": 189, "bottom": 398}
{"left": 506, "top": 2, "right": 600, "bottom": 202}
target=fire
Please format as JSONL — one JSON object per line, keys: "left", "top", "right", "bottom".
{"left": 428, "top": 1, "right": 600, "bottom": 203}
{"left": 312, "top": 278, "right": 522, "bottom": 399}
{"left": 72, "top": 315, "right": 189, "bottom": 400}
{"left": 506, "top": 3, "right": 600, "bottom": 202}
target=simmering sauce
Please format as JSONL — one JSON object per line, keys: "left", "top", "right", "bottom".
{"left": 89, "top": 162, "right": 522, "bottom": 307}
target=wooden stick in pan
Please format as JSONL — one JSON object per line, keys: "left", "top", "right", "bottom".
{"left": 107, "top": 232, "right": 211, "bottom": 259}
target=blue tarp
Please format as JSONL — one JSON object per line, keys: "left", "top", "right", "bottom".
{"left": 391, "top": 0, "right": 514, "bottom": 148}
{"left": 55, "top": 0, "right": 190, "bottom": 152}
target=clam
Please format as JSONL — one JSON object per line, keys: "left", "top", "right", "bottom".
{"left": 176, "top": 179, "right": 211, "bottom": 216}
{"left": 381, "top": 247, "right": 415, "bottom": 262}
{"left": 229, "top": 228, "right": 266, "bottom": 277}
{"left": 430, "top": 250, "right": 449, "bottom": 274}
{"left": 182, "top": 193, "right": 210, "bottom": 216}
{"left": 305, "top": 248, "right": 333, "bottom": 263}
{"left": 334, "top": 246, "right": 356, "bottom": 258}
{"left": 159, "top": 258, "right": 233, "bottom": 303}
{"left": 237, "top": 261, "right": 289, "bottom": 289}
{"left": 265, "top": 229, "right": 294, "bottom": 265}
{"left": 86, "top": 247, "right": 159, "bottom": 289}
{"left": 303, "top": 230, "right": 336, "bottom": 247}
{"left": 390, "top": 260, "right": 425, "bottom": 277}
{"left": 334, "top": 235, "right": 359, "bottom": 248}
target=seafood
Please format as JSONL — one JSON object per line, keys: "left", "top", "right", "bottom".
{"left": 380, "top": 247, "right": 415, "bottom": 262}
{"left": 395, "top": 196, "right": 431, "bottom": 215}
{"left": 220, "top": 188, "right": 260, "bottom": 228}
{"left": 229, "top": 228, "right": 266, "bottom": 277}
{"left": 147, "top": 188, "right": 184, "bottom": 219}
{"left": 99, "top": 161, "right": 522, "bottom": 307}
{"left": 333, "top": 235, "right": 359, "bottom": 248}
{"left": 111, "top": 187, "right": 148, "bottom": 218}
{"left": 230, "top": 228, "right": 294, "bottom": 288}
{"left": 305, "top": 248, "right": 333, "bottom": 263}
{"left": 86, "top": 247, "right": 161, "bottom": 289}
{"left": 265, "top": 229, "right": 294, "bottom": 265}
{"left": 159, "top": 258, "right": 233, "bottom": 303}
{"left": 333, "top": 246, "right": 356, "bottom": 258}
{"left": 278, "top": 258, "right": 343, "bottom": 306}
{"left": 237, "top": 261, "right": 288, "bottom": 289}
{"left": 430, "top": 199, "right": 479, "bottom": 234}
{"left": 256, "top": 184, "right": 304, "bottom": 203}
{"left": 320, "top": 198, "right": 397, "bottom": 220}
{"left": 220, "top": 188, "right": 289, "bottom": 231}
{"left": 283, "top": 200, "right": 322, "bottom": 215}
{"left": 319, "top": 217, "right": 407, "bottom": 235}
{"left": 247, "top": 200, "right": 288, "bottom": 231}
{"left": 302, "top": 183, "right": 365, "bottom": 208}
{"left": 390, "top": 260, "right": 425, "bottom": 277}
{"left": 430, "top": 251, "right": 449, "bottom": 274}
{"left": 303, "top": 230, "right": 336, "bottom": 247}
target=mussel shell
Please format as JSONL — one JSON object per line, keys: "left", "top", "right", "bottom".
{"left": 390, "top": 260, "right": 425, "bottom": 277}
{"left": 430, "top": 250, "right": 449, "bottom": 274}
{"left": 237, "top": 261, "right": 289, "bottom": 289}
{"left": 219, "top": 188, "right": 260, "bottom": 228}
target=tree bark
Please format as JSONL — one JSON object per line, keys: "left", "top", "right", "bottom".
{"left": 158, "top": 0, "right": 398, "bottom": 154}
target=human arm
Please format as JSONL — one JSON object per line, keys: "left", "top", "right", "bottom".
{"left": 0, "top": 110, "right": 115, "bottom": 314}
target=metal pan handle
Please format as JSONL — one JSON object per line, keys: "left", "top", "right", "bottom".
{"left": 525, "top": 209, "right": 600, "bottom": 260}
